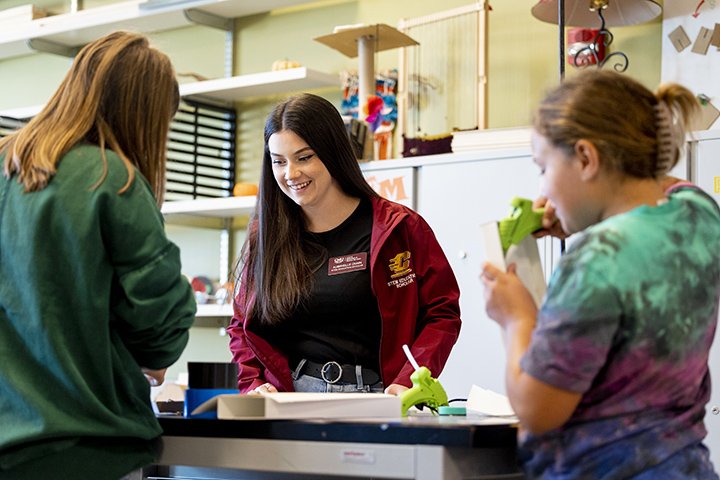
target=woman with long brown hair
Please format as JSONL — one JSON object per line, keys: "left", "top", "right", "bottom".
{"left": 0, "top": 32, "right": 195, "bottom": 479}
{"left": 228, "top": 93, "right": 461, "bottom": 396}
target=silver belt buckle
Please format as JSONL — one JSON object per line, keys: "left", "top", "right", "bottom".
{"left": 320, "top": 361, "right": 343, "bottom": 384}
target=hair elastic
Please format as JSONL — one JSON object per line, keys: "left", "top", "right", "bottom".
{"left": 654, "top": 100, "right": 675, "bottom": 176}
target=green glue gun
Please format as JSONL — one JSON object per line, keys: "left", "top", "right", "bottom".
{"left": 399, "top": 345, "right": 449, "bottom": 416}
{"left": 498, "top": 197, "right": 545, "bottom": 254}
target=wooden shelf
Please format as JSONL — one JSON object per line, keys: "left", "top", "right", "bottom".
{"left": 179, "top": 67, "right": 338, "bottom": 103}
{"left": 161, "top": 195, "right": 255, "bottom": 217}
{"left": 0, "top": 0, "right": 312, "bottom": 60}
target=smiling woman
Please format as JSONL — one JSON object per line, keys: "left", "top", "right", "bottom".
{"left": 227, "top": 93, "right": 462, "bottom": 398}
{"left": 267, "top": 128, "right": 351, "bottom": 228}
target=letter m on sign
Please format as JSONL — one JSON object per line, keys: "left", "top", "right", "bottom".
{"left": 363, "top": 168, "right": 415, "bottom": 208}
{"left": 377, "top": 177, "right": 408, "bottom": 201}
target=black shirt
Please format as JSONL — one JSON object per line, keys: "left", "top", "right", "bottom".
{"left": 262, "top": 199, "right": 382, "bottom": 372}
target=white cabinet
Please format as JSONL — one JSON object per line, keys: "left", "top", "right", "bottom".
{"left": 690, "top": 130, "right": 720, "bottom": 204}
{"left": 688, "top": 130, "right": 720, "bottom": 468}
{"left": 414, "top": 151, "right": 545, "bottom": 400}
{"left": 362, "top": 148, "right": 548, "bottom": 400}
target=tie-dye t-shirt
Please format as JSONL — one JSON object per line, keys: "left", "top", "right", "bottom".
{"left": 520, "top": 187, "right": 720, "bottom": 479}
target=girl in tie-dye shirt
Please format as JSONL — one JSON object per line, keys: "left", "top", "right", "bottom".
{"left": 481, "top": 70, "right": 720, "bottom": 479}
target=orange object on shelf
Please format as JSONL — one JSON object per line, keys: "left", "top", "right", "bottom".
{"left": 233, "top": 183, "right": 258, "bottom": 197}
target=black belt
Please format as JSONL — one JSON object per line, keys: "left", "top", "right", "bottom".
{"left": 297, "top": 360, "right": 381, "bottom": 385}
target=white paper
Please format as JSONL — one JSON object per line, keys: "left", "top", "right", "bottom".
{"left": 506, "top": 235, "right": 547, "bottom": 307}
{"left": 465, "top": 384, "right": 516, "bottom": 418}
{"left": 478, "top": 222, "right": 547, "bottom": 306}
{"left": 479, "top": 221, "right": 506, "bottom": 272}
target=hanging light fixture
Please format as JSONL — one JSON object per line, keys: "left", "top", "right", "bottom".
{"left": 531, "top": 0, "right": 662, "bottom": 71}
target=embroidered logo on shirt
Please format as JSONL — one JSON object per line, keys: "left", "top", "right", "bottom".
{"left": 388, "top": 251, "right": 411, "bottom": 278}
{"left": 328, "top": 253, "right": 368, "bottom": 276}
{"left": 387, "top": 251, "right": 416, "bottom": 288}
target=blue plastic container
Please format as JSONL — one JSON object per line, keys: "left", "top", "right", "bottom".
{"left": 184, "top": 388, "right": 239, "bottom": 418}
{"left": 184, "top": 362, "right": 240, "bottom": 418}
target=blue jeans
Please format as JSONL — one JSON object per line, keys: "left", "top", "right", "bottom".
{"left": 291, "top": 359, "right": 384, "bottom": 393}
{"left": 292, "top": 373, "right": 384, "bottom": 393}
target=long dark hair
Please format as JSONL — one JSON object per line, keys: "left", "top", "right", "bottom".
{"left": 238, "top": 93, "right": 378, "bottom": 325}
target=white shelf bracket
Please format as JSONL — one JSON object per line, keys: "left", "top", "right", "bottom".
{"left": 219, "top": 217, "right": 235, "bottom": 283}
{"left": 184, "top": 8, "right": 234, "bottom": 31}
{"left": 26, "top": 38, "right": 80, "bottom": 58}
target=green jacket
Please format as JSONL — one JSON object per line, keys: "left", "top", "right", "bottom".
{"left": 0, "top": 145, "right": 195, "bottom": 478}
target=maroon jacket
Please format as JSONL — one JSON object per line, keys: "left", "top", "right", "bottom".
{"left": 227, "top": 196, "right": 461, "bottom": 392}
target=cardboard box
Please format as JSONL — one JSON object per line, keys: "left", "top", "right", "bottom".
{"left": 192, "top": 392, "right": 402, "bottom": 420}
